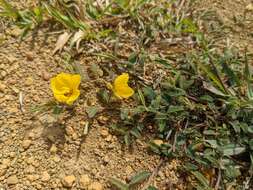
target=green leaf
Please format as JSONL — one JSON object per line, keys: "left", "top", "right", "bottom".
{"left": 221, "top": 60, "right": 240, "bottom": 86}
{"left": 109, "top": 178, "right": 129, "bottom": 190}
{"left": 129, "top": 171, "right": 151, "bottom": 187}
{"left": 203, "top": 81, "right": 227, "bottom": 97}
{"left": 165, "top": 87, "right": 186, "bottom": 97}
{"left": 244, "top": 53, "right": 253, "bottom": 100}
{"left": 221, "top": 144, "right": 246, "bottom": 156}
{"left": 167, "top": 105, "right": 185, "bottom": 113}
{"left": 86, "top": 106, "right": 99, "bottom": 118}
{"left": 130, "top": 128, "right": 141, "bottom": 138}
{"left": 97, "top": 89, "right": 110, "bottom": 104}
{"left": 146, "top": 186, "right": 158, "bottom": 190}
{"left": 191, "top": 171, "right": 210, "bottom": 188}
{"left": 138, "top": 89, "right": 147, "bottom": 110}
{"left": 224, "top": 165, "right": 241, "bottom": 179}
{"left": 205, "top": 140, "right": 218, "bottom": 149}
{"left": 90, "top": 63, "right": 103, "bottom": 77}
{"left": 124, "top": 134, "right": 130, "bottom": 146}
{"left": 110, "top": 124, "right": 127, "bottom": 135}
{"left": 53, "top": 105, "right": 62, "bottom": 115}
{"left": 0, "top": 0, "right": 19, "bottom": 19}
{"left": 198, "top": 61, "right": 228, "bottom": 94}
{"left": 184, "top": 163, "right": 199, "bottom": 171}
{"left": 128, "top": 52, "right": 138, "bottom": 64}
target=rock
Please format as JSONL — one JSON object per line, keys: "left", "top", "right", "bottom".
{"left": 97, "top": 116, "right": 108, "bottom": 125}
{"left": 25, "top": 77, "right": 34, "bottom": 86}
{"left": 0, "top": 165, "right": 7, "bottom": 176}
{"left": 0, "top": 82, "right": 6, "bottom": 93}
{"left": 79, "top": 174, "right": 91, "bottom": 189}
{"left": 99, "top": 128, "right": 109, "bottom": 138}
{"left": 153, "top": 139, "right": 163, "bottom": 146}
{"left": 50, "top": 144, "right": 57, "bottom": 154}
{"left": 39, "top": 114, "right": 57, "bottom": 125}
{"left": 41, "top": 171, "right": 50, "bottom": 182}
{"left": 9, "top": 26, "right": 22, "bottom": 37}
{"left": 88, "top": 182, "right": 103, "bottom": 190}
{"left": 27, "top": 174, "right": 39, "bottom": 182}
{"left": 25, "top": 52, "right": 34, "bottom": 61}
{"left": 2, "top": 158, "right": 10, "bottom": 168}
{"left": 9, "top": 152, "right": 16, "bottom": 158}
{"left": 65, "top": 126, "right": 75, "bottom": 136}
{"left": 52, "top": 155, "right": 61, "bottom": 163}
{"left": 0, "top": 70, "right": 7, "bottom": 79}
{"left": 62, "top": 175, "right": 76, "bottom": 187}
{"left": 125, "top": 166, "right": 133, "bottom": 176}
{"left": 11, "top": 86, "right": 19, "bottom": 94}
{"left": 246, "top": 3, "right": 253, "bottom": 11}
{"left": 105, "top": 135, "right": 112, "bottom": 142}
{"left": 22, "top": 139, "right": 32, "bottom": 149}
{"left": 42, "top": 71, "right": 50, "bottom": 81}
{"left": 6, "top": 175, "right": 19, "bottom": 185}
{"left": 103, "top": 156, "right": 109, "bottom": 164}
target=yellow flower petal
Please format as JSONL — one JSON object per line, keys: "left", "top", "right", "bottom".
{"left": 113, "top": 73, "right": 134, "bottom": 99}
{"left": 70, "top": 74, "right": 81, "bottom": 89}
{"left": 50, "top": 73, "right": 81, "bottom": 105}
{"left": 54, "top": 93, "right": 69, "bottom": 103}
{"left": 114, "top": 86, "right": 134, "bottom": 99}
{"left": 66, "top": 89, "right": 80, "bottom": 105}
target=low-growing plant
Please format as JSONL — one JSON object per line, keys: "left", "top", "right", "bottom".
{"left": 110, "top": 44, "right": 253, "bottom": 188}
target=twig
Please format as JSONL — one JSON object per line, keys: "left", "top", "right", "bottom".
{"left": 141, "top": 158, "right": 167, "bottom": 190}
{"left": 19, "top": 91, "right": 24, "bottom": 113}
{"left": 215, "top": 168, "right": 221, "bottom": 190}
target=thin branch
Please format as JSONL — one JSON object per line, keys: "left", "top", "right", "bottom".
{"left": 141, "top": 158, "right": 167, "bottom": 190}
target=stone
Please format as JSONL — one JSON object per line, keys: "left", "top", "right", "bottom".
{"left": 42, "top": 71, "right": 50, "bottom": 81}
{"left": 9, "top": 152, "right": 16, "bottom": 158}
{"left": 2, "top": 159, "right": 10, "bottom": 168}
{"left": 79, "top": 174, "right": 91, "bottom": 189}
{"left": 97, "top": 116, "right": 108, "bottom": 125}
{"left": 246, "top": 3, "right": 253, "bottom": 11}
{"left": 103, "top": 156, "right": 109, "bottom": 164}
{"left": 125, "top": 166, "right": 133, "bottom": 175}
{"left": 39, "top": 114, "right": 57, "bottom": 124}
{"left": 52, "top": 155, "right": 61, "bottom": 163}
{"left": 88, "top": 182, "right": 103, "bottom": 190}
{"left": 50, "top": 144, "right": 57, "bottom": 154}
{"left": 0, "top": 165, "right": 7, "bottom": 176}
{"left": 26, "top": 52, "right": 34, "bottom": 61}
{"left": 22, "top": 139, "right": 32, "bottom": 149}
{"left": 62, "top": 175, "right": 76, "bottom": 187}
{"left": 0, "top": 82, "right": 6, "bottom": 93}
{"left": 6, "top": 175, "right": 19, "bottom": 185}
{"left": 65, "top": 126, "right": 75, "bottom": 136}
{"left": 99, "top": 128, "right": 109, "bottom": 138}
{"left": 25, "top": 77, "right": 34, "bottom": 86}
{"left": 9, "top": 27, "right": 22, "bottom": 37}
{"left": 0, "top": 70, "right": 7, "bottom": 79}
{"left": 105, "top": 135, "right": 112, "bottom": 142}
{"left": 153, "top": 139, "right": 163, "bottom": 146}
{"left": 41, "top": 171, "right": 50, "bottom": 182}
{"left": 27, "top": 174, "right": 39, "bottom": 182}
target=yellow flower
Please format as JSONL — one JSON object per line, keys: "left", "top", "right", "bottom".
{"left": 108, "top": 73, "right": 134, "bottom": 99}
{"left": 50, "top": 73, "right": 81, "bottom": 105}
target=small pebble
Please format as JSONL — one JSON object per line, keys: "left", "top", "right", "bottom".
{"left": 88, "top": 182, "right": 103, "bottom": 190}
{"left": 79, "top": 174, "right": 91, "bottom": 189}
{"left": 6, "top": 175, "right": 19, "bottom": 185}
{"left": 62, "top": 175, "right": 76, "bottom": 188}
{"left": 22, "top": 139, "right": 32, "bottom": 149}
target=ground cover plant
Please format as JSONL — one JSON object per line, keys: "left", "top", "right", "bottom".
{"left": 1, "top": 0, "right": 253, "bottom": 189}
